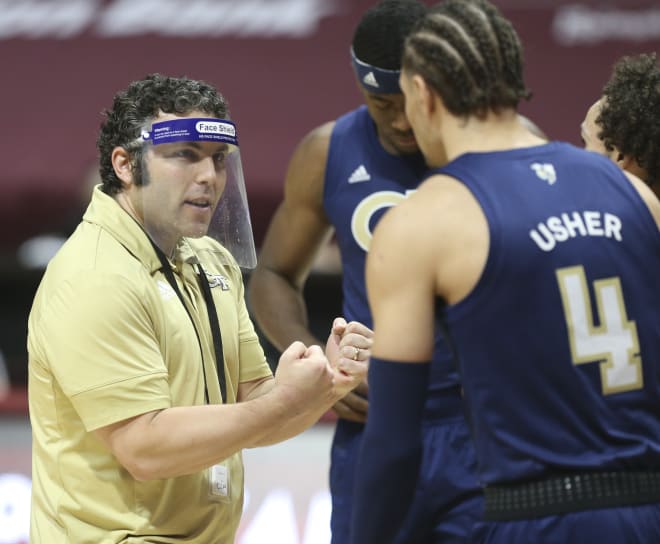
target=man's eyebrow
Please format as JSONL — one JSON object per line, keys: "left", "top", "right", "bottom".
{"left": 181, "top": 141, "right": 229, "bottom": 152}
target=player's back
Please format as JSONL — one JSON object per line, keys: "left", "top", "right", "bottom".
{"left": 438, "top": 142, "right": 660, "bottom": 486}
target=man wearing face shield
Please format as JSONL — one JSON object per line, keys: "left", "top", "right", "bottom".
{"left": 27, "top": 73, "right": 371, "bottom": 543}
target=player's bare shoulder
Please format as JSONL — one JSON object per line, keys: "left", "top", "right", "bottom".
{"left": 414, "top": 173, "right": 484, "bottom": 235}
{"left": 280, "top": 120, "right": 337, "bottom": 210}
{"left": 290, "top": 121, "right": 335, "bottom": 171}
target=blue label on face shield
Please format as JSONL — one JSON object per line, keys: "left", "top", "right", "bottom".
{"left": 142, "top": 118, "right": 238, "bottom": 146}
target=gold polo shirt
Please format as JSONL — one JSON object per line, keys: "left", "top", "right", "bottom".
{"left": 28, "top": 186, "right": 272, "bottom": 543}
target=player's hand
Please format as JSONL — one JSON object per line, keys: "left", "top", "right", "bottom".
{"left": 325, "top": 317, "right": 371, "bottom": 398}
{"left": 325, "top": 317, "right": 372, "bottom": 370}
{"left": 331, "top": 381, "right": 369, "bottom": 422}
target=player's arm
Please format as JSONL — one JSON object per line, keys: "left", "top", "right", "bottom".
{"left": 248, "top": 122, "right": 370, "bottom": 423}
{"left": 350, "top": 185, "right": 437, "bottom": 543}
{"left": 350, "top": 175, "right": 485, "bottom": 543}
{"left": 248, "top": 122, "right": 335, "bottom": 351}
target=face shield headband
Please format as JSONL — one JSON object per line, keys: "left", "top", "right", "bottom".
{"left": 139, "top": 117, "right": 257, "bottom": 269}
{"left": 350, "top": 47, "right": 402, "bottom": 94}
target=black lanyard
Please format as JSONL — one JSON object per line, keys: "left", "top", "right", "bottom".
{"left": 196, "top": 266, "right": 228, "bottom": 403}
{"left": 150, "top": 240, "right": 228, "bottom": 403}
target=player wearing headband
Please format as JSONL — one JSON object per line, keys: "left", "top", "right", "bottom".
{"left": 248, "top": 2, "right": 483, "bottom": 542}
{"left": 27, "top": 74, "right": 371, "bottom": 542}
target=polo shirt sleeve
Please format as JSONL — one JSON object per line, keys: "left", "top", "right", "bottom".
{"left": 36, "top": 271, "right": 171, "bottom": 431}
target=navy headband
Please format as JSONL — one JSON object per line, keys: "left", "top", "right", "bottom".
{"left": 350, "top": 47, "right": 401, "bottom": 94}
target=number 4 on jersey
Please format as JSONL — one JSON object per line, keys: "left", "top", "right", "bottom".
{"left": 556, "top": 266, "right": 643, "bottom": 394}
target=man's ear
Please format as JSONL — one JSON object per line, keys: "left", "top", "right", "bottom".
{"left": 617, "top": 153, "right": 648, "bottom": 183}
{"left": 616, "top": 152, "right": 631, "bottom": 170}
{"left": 111, "top": 147, "right": 134, "bottom": 188}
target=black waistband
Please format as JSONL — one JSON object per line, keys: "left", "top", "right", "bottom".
{"left": 484, "top": 470, "right": 660, "bottom": 521}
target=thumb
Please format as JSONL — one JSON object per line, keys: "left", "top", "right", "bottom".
{"left": 332, "top": 316, "right": 347, "bottom": 335}
{"left": 304, "top": 344, "right": 325, "bottom": 358}
{"left": 281, "top": 340, "right": 307, "bottom": 360}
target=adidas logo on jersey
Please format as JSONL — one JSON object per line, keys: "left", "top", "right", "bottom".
{"left": 531, "top": 162, "right": 557, "bottom": 185}
{"left": 348, "top": 165, "right": 371, "bottom": 183}
{"left": 362, "top": 71, "right": 379, "bottom": 88}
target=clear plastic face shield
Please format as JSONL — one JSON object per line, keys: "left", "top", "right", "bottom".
{"left": 137, "top": 117, "right": 257, "bottom": 269}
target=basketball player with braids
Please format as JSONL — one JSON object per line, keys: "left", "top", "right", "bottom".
{"left": 353, "top": 1, "right": 660, "bottom": 542}
{"left": 249, "top": 1, "right": 484, "bottom": 542}
{"left": 582, "top": 52, "right": 660, "bottom": 196}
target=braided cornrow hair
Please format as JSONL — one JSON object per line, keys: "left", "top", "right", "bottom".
{"left": 402, "top": 0, "right": 531, "bottom": 118}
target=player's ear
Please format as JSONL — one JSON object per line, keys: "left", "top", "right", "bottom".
{"left": 411, "top": 74, "right": 435, "bottom": 116}
{"left": 616, "top": 152, "right": 630, "bottom": 170}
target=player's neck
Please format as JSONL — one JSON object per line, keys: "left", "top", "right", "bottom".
{"left": 440, "top": 109, "right": 545, "bottom": 163}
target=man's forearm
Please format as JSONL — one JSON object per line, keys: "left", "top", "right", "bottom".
{"left": 250, "top": 394, "right": 341, "bottom": 446}
{"left": 98, "top": 388, "right": 306, "bottom": 481}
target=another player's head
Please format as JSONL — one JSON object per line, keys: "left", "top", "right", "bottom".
{"left": 398, "top": 0, "right": 531, "bottom": 163}
{"left": 351, "top": 0, "right": 428, "bottom": 155}
{"left": 581, "top": 53, "right": 659, "bottom": 191}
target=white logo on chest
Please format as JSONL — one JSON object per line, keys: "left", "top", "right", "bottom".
{"left": 206, "top": 272, "right": 230, "bottom": 291}
{"left": 157, "top": 280, "right": 177, "bottom": 301}
{"left": 351, "top": 190, "right": 416, "bottom": 251}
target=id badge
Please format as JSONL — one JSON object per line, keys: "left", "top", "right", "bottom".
{"left": 208, "top": 462, "right": 231, "bottom": 503}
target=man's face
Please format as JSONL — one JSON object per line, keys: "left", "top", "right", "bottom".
{"left": 136, "top": 111, "right": 229, "bottom": 250}
{"left": 360, "top": 87, "right": 419, "bottom": 156}
{"left": 580, "top": 99, "right": 611, "bottom": 156}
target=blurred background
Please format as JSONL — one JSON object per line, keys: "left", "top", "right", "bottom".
{"left": 1, "top": 0, "right": 659, "bottom": 541}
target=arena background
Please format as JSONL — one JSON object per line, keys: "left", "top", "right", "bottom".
{"left": 1, "top": 0, "right": 659, "bottom": 541}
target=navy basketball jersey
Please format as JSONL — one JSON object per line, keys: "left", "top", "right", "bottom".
{"left": 324, "top": 105, "right": 426, "bottom": 327}
{"left": 437, "top": 142, "right": 660, "bottom": 485}
{"left": 324, "top": 106, "right": 461, "bottom": 397}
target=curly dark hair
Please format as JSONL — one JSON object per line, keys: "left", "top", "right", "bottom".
{"left": 402, "top": 0, "right": 531, "bottom": 118}
{"left": 597, "top": 53, "right": 660, "bottom": 187}
{"left": 352, "top": 0, "right": 427, "bottom": 69}
{"left": 97, "top": 73, "right": 229, "bottom": 195}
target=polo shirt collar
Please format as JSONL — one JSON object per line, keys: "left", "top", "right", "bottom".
{"left": 84, "top": 185, "right": 204, "bottom": 273}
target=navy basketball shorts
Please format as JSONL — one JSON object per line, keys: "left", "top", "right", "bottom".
{"left": 329, "top": 414, "right": 483, "bottom": 544}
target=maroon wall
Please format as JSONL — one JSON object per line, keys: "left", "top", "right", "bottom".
{"left": 1, "top": 0, "right": 659, "bottom": 250}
